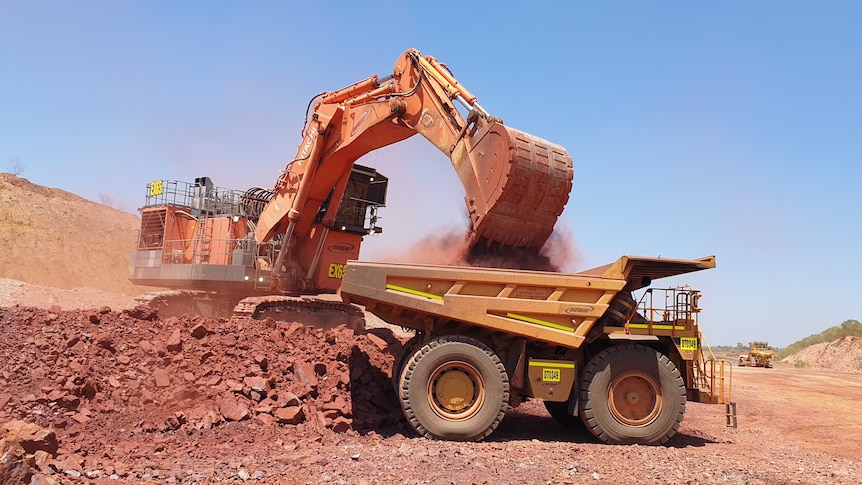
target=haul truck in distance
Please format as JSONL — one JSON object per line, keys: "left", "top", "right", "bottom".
{"left": 738, "top": 341, "right": 773, "bottom": 368}
{"left": 341, "top": 256, "right": 730, "bottom": 445}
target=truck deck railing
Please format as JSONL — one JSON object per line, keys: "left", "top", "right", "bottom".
{"left": 635, "top": 286, "right": 700, "bottom": 326}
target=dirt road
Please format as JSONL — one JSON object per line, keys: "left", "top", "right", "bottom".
{"left": 718, "top": 365, "right": 862, "bottom": 461}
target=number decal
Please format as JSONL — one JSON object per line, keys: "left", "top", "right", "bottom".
{"left": 328, "top": 263, "right": 346, "bottom": 279}
{"left": 680, "top": 337, "right": 698, "bottom": 351}
{"left": 542, "top": 369, "right": 561, "bottom": 382}
{"left": 149, "top": 180, "right": 164, "bottom": 197}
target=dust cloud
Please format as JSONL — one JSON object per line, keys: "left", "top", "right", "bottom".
{"left": 535, "top": 223, "right": 582, "bottom": 273}
{"left": 383, "top": 228, "right": 471, "bottom": 266}
{"left": 380, "top": 222, "right": 582, "bottom": 274}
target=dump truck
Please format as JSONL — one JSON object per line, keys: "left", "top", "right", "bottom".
{"left": 738, "top": 341, "right": 773, "bottom": 368}
{"left": 340, "top": 256, "right": 729, "bottom": 445}
{"left": 129, "top": 48, "right": 730, "bottom": 445}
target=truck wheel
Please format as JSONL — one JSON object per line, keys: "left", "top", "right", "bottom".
{"left": 578, "top": 344, "right": 685, "bottom": 445}
{"left": 398, "top": 335, "right": 509, "bottom": 441}
{"left": 543, "top": 400, "right": 583, "bottom": 428}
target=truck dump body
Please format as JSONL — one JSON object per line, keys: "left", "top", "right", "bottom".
{"left": 341, "top": 255, "right": 716, "bottom": 350}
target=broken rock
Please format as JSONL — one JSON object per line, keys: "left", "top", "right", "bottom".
{"left": 153, "top": 368, "right": 171, "bottom": 388}
{"left": 165, "top": 329, "right": 182, "bottom": 353}
{"left": 331, "top": 416, "right": 353, "bottom": 433}
{"left": 95, "top": 333, "right": 115, "bottom": 352}
{"left": 191, "top": 322, "right": 211, "bottom": 339}
{"left": 225, "top": 379, "right": 244, "bottom": 392}
{"left": 243, "top": 376, "right": 267, "bottom": 393}
{"left": 366, "top": 333, "right": 388, "bottom": 351}
{"left": 277, "top": 392, "right": 301, "bottom": 408}
{"left": 125, "top": 305, "right": 159, "bottom": 320}
{"left": 274, "top": 406, "right": 304, "bottom": 425}
{"left": 0, "top": 439, "right": 32, "bottom": 485}
{"left": 1, "top": 420, "right": 59, "bottom": 455}
{"left": 218, "top": 396, "right": 249, "bottom": 422}
{"left": 322, "top": 396, "right": 349, "bottom": 415}
{"left": 255, "top": 413, "right": 275, "bottom": 426}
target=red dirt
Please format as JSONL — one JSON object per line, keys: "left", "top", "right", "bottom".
{"left": 2, "top": 299, "right": 861, "bottom": 484}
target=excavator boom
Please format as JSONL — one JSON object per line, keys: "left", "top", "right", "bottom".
{"left": 256, "top": 49, "right": 573, "bottom": 286}
{"left": 131, "top": 48, "right": 574, "bottom": 302}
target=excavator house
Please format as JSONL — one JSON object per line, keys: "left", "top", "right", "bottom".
{"left": 131, "top": 164, "right": 388, "bottom": 317}
{"left": 129, "top": 48, "right": 573, "bottom": 317}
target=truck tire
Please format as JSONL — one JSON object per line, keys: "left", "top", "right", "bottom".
{"left": 578, "top": 344, "right": 685, "bottom": 445}
{"left": 398, "top": 335, "right": 509, "bottom": 441}
{"left": 392, "top": 335, "right": 423, "bottom": 393}
{"left": 543, "top": 400, "right": 583, "bottom": 428}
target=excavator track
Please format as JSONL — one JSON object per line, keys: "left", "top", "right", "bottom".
{"left": 232, "top": 295, "right": 366, "bottom": 331}
{"left": 135, "top": 290, "right": 191, "bottom": 307}
{"left": 135, "top": 291, "right": 366, "bottom": 331}
{"left": 135, "top": 290, "right": 241, "bottom": 319}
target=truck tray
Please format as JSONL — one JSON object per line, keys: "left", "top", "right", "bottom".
{"left": 341, "top": 256, "right": 715, "bottom": 349}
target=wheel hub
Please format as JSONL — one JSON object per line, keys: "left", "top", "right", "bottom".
{"left": 608, "top": 370, "right": 662, "bottom": 426}
{"left": 428, "top": 361, "right": 485, "bottom": 421}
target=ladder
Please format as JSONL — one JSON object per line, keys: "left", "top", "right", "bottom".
{"left": 192, "top": 218, "right": 213, "bottom": 264}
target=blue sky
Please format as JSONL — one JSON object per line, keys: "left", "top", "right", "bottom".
{"left": 2, "top": 1, "right": 860, "bottom": 346}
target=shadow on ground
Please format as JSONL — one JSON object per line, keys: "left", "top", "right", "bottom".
{"left": 491, "top": 402, "right": 719, "bottom": 448}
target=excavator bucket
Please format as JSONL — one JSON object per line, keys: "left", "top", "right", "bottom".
{"left": 454, "top": 120, "right": 573, "bottom": 258}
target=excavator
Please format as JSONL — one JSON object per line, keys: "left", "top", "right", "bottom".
{"left": 130, "top": 48, "right": 573, "bottom": 321}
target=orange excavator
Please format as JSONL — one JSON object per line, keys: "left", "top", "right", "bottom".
{"left": 130, "top": 48, "right": 573, "bottom": 320}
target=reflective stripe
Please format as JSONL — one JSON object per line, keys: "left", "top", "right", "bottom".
{"left": 506, "top": 312, "right": 574, "bottom": 332}
{"left": 528, "top": 360, "right": 576, "bottom": 369}
{"left": 385, "top": 284, "right": 443, "bottom": 300}
{"left": 629, "top": 323, "right": 686, "bottom": 331}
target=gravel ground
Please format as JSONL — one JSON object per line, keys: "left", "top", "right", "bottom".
{"left": 1, "top": 284, "right": 861, "bottom": 484}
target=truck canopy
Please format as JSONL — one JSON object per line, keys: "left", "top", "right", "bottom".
{"left": 577, "top": 255, "right": 716, "bottom": 289}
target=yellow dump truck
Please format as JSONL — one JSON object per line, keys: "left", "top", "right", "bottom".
{"left": 341, "top": 254, "right": 730, "bottom": 445}
{"left": 738, "top": 341, "right": 773, "bottom": 368}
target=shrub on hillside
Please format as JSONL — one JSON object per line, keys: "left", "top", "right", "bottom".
{"left": 776, "top": 319, "right": 862, "bottom": 360}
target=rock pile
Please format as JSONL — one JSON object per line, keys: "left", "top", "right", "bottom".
{"left": 0, "top": 305, "right": 407, "bottom": 478}
{"left": 780, "top": 336, "right": 862, "bottom": 372}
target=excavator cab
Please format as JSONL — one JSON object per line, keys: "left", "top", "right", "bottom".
{"left": 320, "top": 164, "right": 387, "bottom": 236}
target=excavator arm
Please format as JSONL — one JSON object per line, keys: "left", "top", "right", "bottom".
{"left": 256, "top": 48, "right": 573, "bottom": 291}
